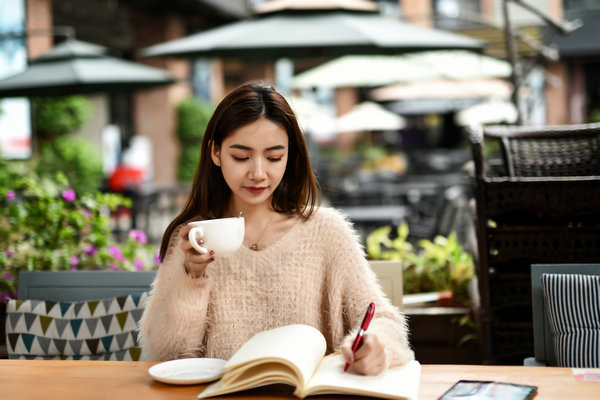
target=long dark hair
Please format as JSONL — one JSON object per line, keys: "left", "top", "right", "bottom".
{"left": 159, "top": 81, "right": 321, "bottom": 261}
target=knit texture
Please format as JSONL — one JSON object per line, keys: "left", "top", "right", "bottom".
{"left": 138, "top": 207, "right": 413, "bottom": 367}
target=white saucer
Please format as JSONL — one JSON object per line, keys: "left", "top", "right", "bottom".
{"left": 148, "top": 358, "right": 227, "bottom": 385}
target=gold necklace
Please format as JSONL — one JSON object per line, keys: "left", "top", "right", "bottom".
{"left": 249, "top": 213, "right": 276, "bottom": 251}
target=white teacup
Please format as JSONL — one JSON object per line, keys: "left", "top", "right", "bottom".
{"left": 187, "top": 217, "right": 245, "bottom": 257}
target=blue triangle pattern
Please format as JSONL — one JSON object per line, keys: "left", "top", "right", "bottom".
{"left": 59, "top": 302, "right": 72, "bottom": 316}
{"left": 21, "top": 333, "right": 35, "bottom": 352}
{"left": 70, "top": 319, "right": 83, "bottom": 337}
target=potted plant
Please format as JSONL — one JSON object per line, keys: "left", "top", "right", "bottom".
{"left": 366, "top": 223, "right": 481, "bottom": 364}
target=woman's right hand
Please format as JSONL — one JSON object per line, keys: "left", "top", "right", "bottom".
{"left": 179, "top": 224, "right": 215, "bottom": 279}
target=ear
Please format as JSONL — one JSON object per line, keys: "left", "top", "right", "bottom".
{"left": 210, "top": 140, "right": 222, "bottom": 167}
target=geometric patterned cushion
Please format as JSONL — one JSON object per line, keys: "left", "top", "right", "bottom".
{"left": 541, "top": 273, "right": 600, "bottom": 368}
{"left": 5, "top": 292, "right": 148, "bottom": 361}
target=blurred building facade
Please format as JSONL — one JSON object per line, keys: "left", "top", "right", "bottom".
{"left": 11, "top": 0, "right": 600, "bottom": 185}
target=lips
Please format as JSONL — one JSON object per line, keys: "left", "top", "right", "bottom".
{"left": 245, "top": 186, "right": 267, "bottom": 194}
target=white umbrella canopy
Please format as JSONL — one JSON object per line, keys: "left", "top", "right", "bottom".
{"left": 293, "top": 55, "right": 437, "bottom": 88}
{"left": 285, "top": 95, "right": 335, "bottom": 132}
{"left": 0, "top": 39, "right": 175, "bottom": 98}
{"left": 337, "top": 101, "right": 405, "bottom": 132}
{"left": 292, "top": 50, "right": 511, "bottom": 89}
{"left": 141, "top": 1, "right": 483, "bottom": 60}
{"left": 455, "top": 100, "right": 518, "bottom": 127}
{"left": 370, "top": 78, "right": 512, "bottom": 101}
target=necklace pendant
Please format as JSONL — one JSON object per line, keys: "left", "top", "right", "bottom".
{"left": 250, "top": 243, "right": 259, "bottom": 251}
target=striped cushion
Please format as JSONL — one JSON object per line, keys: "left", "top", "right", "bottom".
{"left": 5, "top": 292, "right": 148, "bottom": 361}
{"left": 541, "top": 273, "right": 600, "bottom": 368}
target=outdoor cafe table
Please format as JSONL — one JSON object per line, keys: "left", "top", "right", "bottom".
{"left": 1, "top": 360, "right": 598, "bottom": 400}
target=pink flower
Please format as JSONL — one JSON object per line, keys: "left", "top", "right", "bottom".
{"left": 68, "top": 256, "right": 80, "bottom": 266}
{"left": 70, "top": 266, "right": 78, "bottom": 271}
{"left": 5, "top": 250, "right": 13, "bottom": 258}
{"left": 82, "top": 209, "right": 92, "bottom": 218}
{"left": 85, "top": 245, "right": 97, "bottom": 256}
{"left": 6, "top": 190, "right": 15, "bottom": 201}
{"left": 110, "top": 262, "right": 119, "bottom": 271}
{"left": 61, "top": 188, "right": 76, "bottom": 202}
{"left": 108, "top": 246, "right": 125, "bottom": 262}
{"left": 129, "top": 229, "right": 147, "bottom": 244}
{"left": 133, "top": 259, "right": 144, "bottom": 271}
{"left": 154, "top": 251, "right": 161, "bottom": 266}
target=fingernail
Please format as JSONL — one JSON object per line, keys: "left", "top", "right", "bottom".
{"left": 209, "top": 250, "right": 215, "bottom": 256}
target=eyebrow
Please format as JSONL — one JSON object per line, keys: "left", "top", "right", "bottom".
{"left": 229, "top": 144, "right": 286, "bottom": 151}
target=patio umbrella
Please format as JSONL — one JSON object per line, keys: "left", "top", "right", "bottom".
{"left": 140, "top": 1, "right": 483, "bottom": 60}
{"left": 370, "top": 78, "right": 512, "bottom": 101}
{"left": 455, "top": 100, "right": 518, "bottom": 126}
{"left": 0, "top": 39, "right": 175, "bottom": 98}
{"left": 292, "top": 50, "right": 511, "bottom": 89}
{"left": 337, "top": 101, "right": 405, "bottom": 132}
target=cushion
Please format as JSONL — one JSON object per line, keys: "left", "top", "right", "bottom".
{"left": 541, "top": 273, "right": 600, "bottom": 368}
{"left": 5, "top": 292, "right": 148, "bottom": 361}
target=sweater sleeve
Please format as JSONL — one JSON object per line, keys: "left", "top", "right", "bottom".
{"left": 321, "top": 208, "right": 414, "bottom": 367}
{"left": 138, "top": 225, "right": 212, "bottom": 361}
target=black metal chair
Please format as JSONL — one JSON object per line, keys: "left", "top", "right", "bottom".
{"left": 467, "top": 122, "right": 600, "bottom": 364}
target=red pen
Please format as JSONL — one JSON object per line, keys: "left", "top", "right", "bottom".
{"left": 344, "top": 302, "right": 375, "bottom": 372}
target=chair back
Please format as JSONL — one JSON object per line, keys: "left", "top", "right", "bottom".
{"left": 482, "top": 123, "right": 600, "bottom": 177}
{"left": 368, "top": 260, "right": 403, "bottom": 310}
{"left": 529, "top": 263, "right": 600, "bottom": 366}
{"left": 17, "top": 270, "right": 156, "bottom": 301}
{"left": 7, "top": 271, "right": 156, "bottom": 360}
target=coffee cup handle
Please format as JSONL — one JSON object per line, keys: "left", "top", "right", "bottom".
{"left": 188, "top": 227, "right": 208, "bottom": 254}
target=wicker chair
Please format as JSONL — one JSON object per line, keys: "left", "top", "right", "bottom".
{"left": 467, "top": 123, "right": 600, "bottom": 365}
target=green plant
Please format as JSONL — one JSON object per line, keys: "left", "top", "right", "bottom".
{"left": 30, "top": 95, "right": 102, "bottom": 194}
{"left": 175, "top": 97, "right": 213, "bottom": 181}
{"left": 0, "top": 159, "right": 158, "bottom": 301}
{"left": 366, "top": 223, "right": 475, "bottom": 305}
{"left": 36, "top": 135, "right": 104, "bottom": 195}
{"left": 32, "top": 95, "right": 93, "bottom": 138}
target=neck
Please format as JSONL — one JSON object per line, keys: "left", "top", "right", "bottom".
{"left": 229, "top": 200, "right": 274, "bottom": 223}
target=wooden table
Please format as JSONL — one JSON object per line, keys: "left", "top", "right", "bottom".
{"left": 0, "top": 360, "right": 597, "bottom": 400}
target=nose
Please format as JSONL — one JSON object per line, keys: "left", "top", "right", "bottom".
{"left": 249, "top": 157, "right": 266, "bottom": 180}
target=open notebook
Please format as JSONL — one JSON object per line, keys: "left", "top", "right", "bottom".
{"left": 198, "top": 324, "right": 421, "bottom": 399}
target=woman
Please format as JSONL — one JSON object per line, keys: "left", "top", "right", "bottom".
{"left": 138, "top": 82, "right": 413, "bottom": 375}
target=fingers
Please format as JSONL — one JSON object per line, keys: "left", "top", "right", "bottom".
{"left": 343, "top": 333, "right": 386, "bottom": 376}
{"left": 179, "top": 225, "right": 214, "bottom": 278}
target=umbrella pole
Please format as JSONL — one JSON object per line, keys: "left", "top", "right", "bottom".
{"left": 501, "top": 0, "right": 522, "bottom": 125}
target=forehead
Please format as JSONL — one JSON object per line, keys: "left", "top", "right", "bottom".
{"left": 225, "top": 118, "right": 288, "bottom": 148}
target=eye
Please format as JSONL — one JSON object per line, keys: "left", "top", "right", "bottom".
{"left": 268, "top": 157, "right": 283, "bottom": 162}
{"left": 232, "top": 156, "right": 249, "bottom": 162}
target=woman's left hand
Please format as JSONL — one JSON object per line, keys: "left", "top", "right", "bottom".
{"left": 341, "top": 332, "right": 386, "bottom": 375}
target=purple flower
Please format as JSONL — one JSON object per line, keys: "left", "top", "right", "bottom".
{"left": 108, "top": 246, "right": 125, "bottom": 262}
{"left": 85, "top": 245, "right": 97, "bottom": 256}
{"left": 68, "top": 256, "right": 80, "bottom": 266}
{"left": 133, "top": 259, "right": 144, "bottom": 271}
{"left": 61, "top": 188, "right": 76, "bottom": 203}
{"left": 3, "top": 272, "right": 13, "bottom": 281}
{"left": 1, "top": 291, "right": 15, "bottom": 302}
{"left": 129, "top": 229, "right": 148, "bottom": 244}
{"left": 6, "top": 190, "right": 15, "bottom": 201}
{"left": 5, "top": 250, "right": 13, "bottom": 258}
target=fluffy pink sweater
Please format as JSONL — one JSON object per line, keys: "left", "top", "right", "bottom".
{"left": 138, "top": 207, "right": 413, "bottom": 367}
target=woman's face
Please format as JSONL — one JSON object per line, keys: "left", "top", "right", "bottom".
{"left": 211, "top": 118, "right": 289, "bottom": 210}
